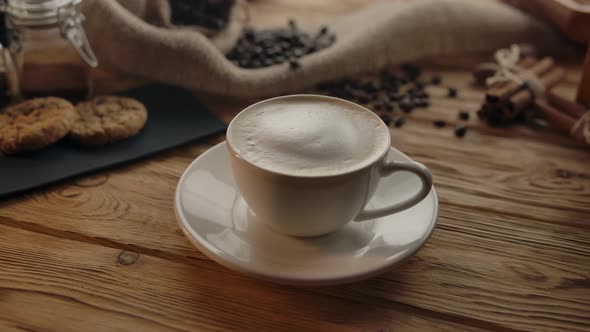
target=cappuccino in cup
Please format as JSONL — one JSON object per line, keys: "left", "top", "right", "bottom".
{"left": 227, "top": 95, "right": 432, "bottom": 237}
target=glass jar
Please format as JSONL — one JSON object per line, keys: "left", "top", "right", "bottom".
{"left": 2, "top": 0, "right": 98, "bottom": 101}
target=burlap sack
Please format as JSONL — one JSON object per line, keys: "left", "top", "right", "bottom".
{"left": 82, "top": 0, "right": 569, "bottom": 98}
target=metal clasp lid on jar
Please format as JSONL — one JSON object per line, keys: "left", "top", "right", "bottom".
{"left": 2, "top": 0, "right": 98, "bottom": 67}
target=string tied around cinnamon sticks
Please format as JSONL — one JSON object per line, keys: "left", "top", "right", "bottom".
{"left": 478, "top": 49, "right": 564, "bottom": 126}
{"left": 485, "top": 44, "right": 544, "bottom": 97}
{"left": 571, "top": 111, "right": 590, "bottom": 144}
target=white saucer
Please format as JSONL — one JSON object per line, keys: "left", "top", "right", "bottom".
{"left": 175, "top": 142, "right": 438, "bottom": 286}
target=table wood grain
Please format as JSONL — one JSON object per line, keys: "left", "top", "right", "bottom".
{"left": 1, "top": 1, "right": 589, "bottom": 331}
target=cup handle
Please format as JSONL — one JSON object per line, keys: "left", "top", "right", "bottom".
{"left": 354, "top": 160, "right": 433, "bottom": 222}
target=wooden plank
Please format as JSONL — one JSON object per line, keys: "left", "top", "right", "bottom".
{"left": 318, "top": 206, "right": 590, "bottom": 332}
{"left": 1, "top": 157, "right": 589, "bottom": 332}
{"left": 0, "top": 225, "right": 487, "bottom": 332}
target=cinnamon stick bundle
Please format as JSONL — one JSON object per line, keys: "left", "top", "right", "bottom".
{"left": 478, "top": 56, "right": 565, "bottom": 126}
{"left": 485, "top": 57, "right": 554, "bottom": 103}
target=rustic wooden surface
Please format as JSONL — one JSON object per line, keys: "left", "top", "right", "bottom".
{"left": 1, "top": 1, "right": 590, "bottom": 331}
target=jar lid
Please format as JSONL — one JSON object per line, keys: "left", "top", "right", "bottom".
{"left": 5, "top": 0, "right": 82, "bottom": 26}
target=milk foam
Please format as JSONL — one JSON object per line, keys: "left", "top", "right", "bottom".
{"left": 228, "top": 96, "right": 389, "bottom": 176}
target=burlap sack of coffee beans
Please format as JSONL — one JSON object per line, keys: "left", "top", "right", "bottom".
{"left": 82, "top": 0, "right": 569, "bottom": 98}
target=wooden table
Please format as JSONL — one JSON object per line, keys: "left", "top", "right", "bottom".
{"left": 1, "top": 1, "right": 589, "bottom": 331}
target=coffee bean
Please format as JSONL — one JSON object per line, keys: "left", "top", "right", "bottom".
{"left": 401, "top": 63, "right": 421, "bottom": 80}
{"left": 448, "top": 87, "right": 458, "bottom": 98}
{"left": 455, "top": 124, "right": 467, "bottom": 137}
{"left": 400, "top": 101, "right": 414, "bottom": 113}
{"left": 394, "top": 116, "right": 405, "bottom": 128}
{"left": 415, "top": 99, "right": 430, "bottom": 108}
{"left": 227, "top": 22, "right": 336, "bottom": 69}
{"left": 431, "top": 75, "right": 442, "bottom": 85}
{"left": 379, "top": 114, "right": 392, "bottom": 126}
{"left": 384, "top": 104, "right": 394, "bottom": 112}
{"left": 433, "top": 120, "right": 447, "bottom": 128}
{"left": 289, "top": 60, "right": 301, "bottom": 70}
{"left": 293, "top": 49, "right": 305, "bottom": 58}
{"left": 418, "top": 91, "right": 429, "bottom": 99}
{"left": 458, "top": 111, "right": 470, "bottom": 120}
{"left": 388, "top": 93, "right": 402, "bottom": 101}
{"left": 373, "top": 104, "right": 382, "bottom": 111}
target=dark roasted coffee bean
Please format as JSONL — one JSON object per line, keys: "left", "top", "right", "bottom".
{"left": 455, "top": 124, "right": 467, "bottom": 137}
{"left": 448, "top": 87, "right": 458, "bottom": 98}
{"left": 431, "top": 75, "right": 442, "bottom": 85}
{"left": 384, "top": 103, "right": 394, "bottom": 112}
{"left": 394, "top": 116, "right": 405, "bottom": 128}
{"left": 388, "top": 93, "right": 402, "bottom": 101}
{"left": 433, "top": 120, "right": 447, "bottom": 128}
{"left": 289, "top": 60, "right": 301, "bottom": 70}
{"left": 358, "top": 96, "right": 370, "bottom": 104}
{"left": 416, "top": 91, "right": 429, "bottom": 99}
{"left": 401, "top": 63, "right": 421, "bottom": 80}
{"left": 288, "top": 19, "right": 296, "bottom": 30}
{"left": 458, "top": 111, "right": 470, "bottom": 120}
{"left": 373, "top": 104, "right": 382, "bottom": 111}
{"left": 319, "top": 26, "right": 328, "bottom": 35}
{"left": 279, "top": 41, "right": 291, "bottom": 50}
{"left": 379, "top": 114, "right": 392, "bottom": 126}
{"left": 415, "top": 99, "right": 430, "bottom": 108}
{"left": 400, "top": 101, "right": 414, "bottom": 113}
{"left": 293, "top": 49, "right": 305, "bottom": 58}
{"left": 415, "top": 81, "right": 426, "bottom": 90}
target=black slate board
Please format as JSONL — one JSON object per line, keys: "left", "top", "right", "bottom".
{"left": 0, "top": 84, "right": 227, "bottom": 199}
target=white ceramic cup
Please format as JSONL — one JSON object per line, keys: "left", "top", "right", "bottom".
{"left": 226, "top": 95, "right": 433, "bottom": 237}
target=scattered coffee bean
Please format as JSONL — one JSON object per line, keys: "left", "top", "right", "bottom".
{"left": 394, "top": 116, "right": 405, "bottom": 128}
{"left": 431, "top": 75, "right": 442, "bottom": 85}
{"left": 414, "top": 99, "right": 430, "bottom": 108}
{"left": 400, "top": 101, "right": 414, "bottom": 113}
{"left": 401, "top": 63, "right": 421, "bottom": 80}
{"left": 454, "top": 124, "right": 467, "bottom": 137}
{"left": 358, "top": 96, "right": 370, "bottom": 104}
{"left": 379, "top": 114, "right": 392, "bottom": 126}
{"left": 226, "top": 20, "right": 336, "bottom": 69}
{"left": 433, "top": 120, "right": 447, "bottom": 128}
{"left": 315, "top": 64, "right": 442, "bottom": 128}
{"left": 458, "top": 111, "right": 470, "bottom": 120}
{"left": 447, "top": 87, "right": 458, "bottom": 98}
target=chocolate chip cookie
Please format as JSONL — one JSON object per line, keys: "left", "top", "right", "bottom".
{"left": 70, "top": 96, "right": 148, "bottom": 146}
{"left": 0, "top": 97, "right": 77, "bottom": 154}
